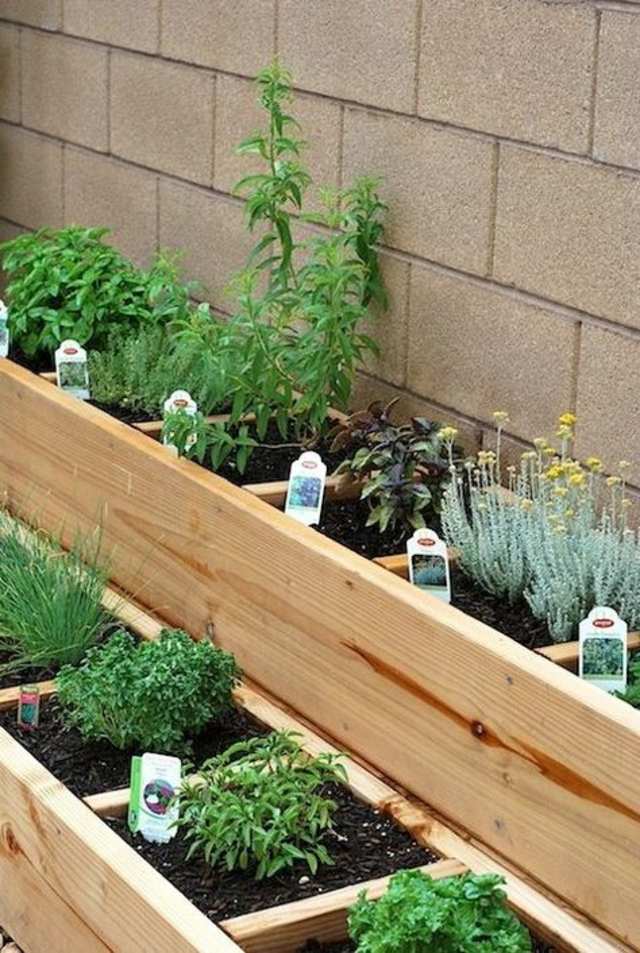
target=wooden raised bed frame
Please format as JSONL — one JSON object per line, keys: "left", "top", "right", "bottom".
{"left": 1, "top": 360, "right": 640, "bottom": 951}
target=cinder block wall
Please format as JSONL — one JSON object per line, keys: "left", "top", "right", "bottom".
{"left": 1, "top": 0, "right": 639, "bottom": 492}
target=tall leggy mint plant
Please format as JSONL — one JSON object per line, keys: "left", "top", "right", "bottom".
{"left": 173, "top": 61, "right": 387, "bottom": 471}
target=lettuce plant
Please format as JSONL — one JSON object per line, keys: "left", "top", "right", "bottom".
{"left": 348, "top": 869, "right": 532, "bottom": 953}
{"left": 176, "top": 731, "right": 346, "bottom": 879}
{"left": 57, "top": 629, "right": 240, "bottom": 752}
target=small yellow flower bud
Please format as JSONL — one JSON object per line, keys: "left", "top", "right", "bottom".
{"left": 492, "top": 410, "right": 509, "bottom": 423}
{"left": 558, "top": 412, "right": 577, "bottom": 427}
{"left": 619, "top": 460, "right": 632, "bottom": 471}
{"left": 568, "top": 472, "right": 585, "bottom": 487}
{"left": 607, "top": 476, "right": 622, "bottom": 487}
{"left": 438, "top": 426, "right": 458, "bottom": 442}
{"left": 533, "top": 437, "right": 546, "bottom": 449}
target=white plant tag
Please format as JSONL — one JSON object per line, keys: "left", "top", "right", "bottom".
{"left": 162, "top": 389, "right": 198, "bottom": 455}
{"left": 407, "top": 528, "right": 451, "bottom": 603}
{"left": 128, "top": 752, "right": 181, "bottom": 844}
{"left": 285, "top": 451, "right": 327, "bottom": 526}
{"left": 55, "top": 339, "right": 90, "bottom": 399}
{"left": 0, "top": 299, "right": 9, "bottom": 358}
{"left": 579, "top": 606, "right": 627, "bottom": 694}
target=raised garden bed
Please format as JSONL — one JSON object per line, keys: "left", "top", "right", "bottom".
{"left": 0, "top": 360, "right": 639, "bottom": 952}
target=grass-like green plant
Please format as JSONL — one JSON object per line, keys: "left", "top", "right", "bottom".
{"left": 57, "top": 629, "right": 241, "bottom": 753}
{"left": 176, "top": 731, "right": 346, "bottom": 879}
{"left": 329, "top": 399, "right": 455, "bottom": 536}
{"left": 617, "top": 653, "right": 640, "bottom": 707}
{"left": 348, "top": 869, "right": 532, "bottom": 953}
{"left": 172, "top": 60, "right": 387, "bottom": 471}
{"left": 0, "top": 226, "right": 194, "bottom": 360}
{"left": 0, "top": 513, "right": 109, "bottom": 674}
{"left": 441, "top": 412, "right": 640, "bottom": 642}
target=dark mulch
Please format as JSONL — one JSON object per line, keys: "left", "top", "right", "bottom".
{"left": 88, "top": 400, "right": 158, "bottom": 424}
{"left": 299, "top": 939, "right": 557, "bottom": 953}
{"left": 450, "top": 570, "right": 550, "bottom": 650}
{"left": 315, "top": 499, "right": 413, "bottom": 559}
{"left": 107, "top": 782, "right": 438, "bottom": 922}
{"left": 0, "top": 698, "right": 267, "bottom": 798}
{"left": 0, "top": 650, "right": 56, "bottom": 689}
{"left": 213, "top": 420, "right": 349, "bottom": 487}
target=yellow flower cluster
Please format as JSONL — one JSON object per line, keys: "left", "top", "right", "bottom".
{"left": 437, "top": 425, "right": 458, "bottom": 442}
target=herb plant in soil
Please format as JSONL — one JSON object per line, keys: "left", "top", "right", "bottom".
{"left": 0, "top": 227, "right": 194, "bottom": 365}
{"left": 108, "top": 731, "right": 437, "bottom": 921}
{"left": 0, "top": 630, "right": 247, "bottom": 797}
{"left": 0, "top": 512, "right": 109, "bottom": 685}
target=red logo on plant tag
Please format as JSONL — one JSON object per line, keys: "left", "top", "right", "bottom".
{"left": 302, "top": 461, "right": 317, "bottom": 469}
{"left": 593, "top": 618, "right": 614, "bottom": 629}
{"left": 173, "top": 399, "right": 188, "bottom": 408}
{"left": 417, "top": 537, "right": 436, "bottom": 547}
{"left": 63, "top": 347, "right": 78, "bottom": 355}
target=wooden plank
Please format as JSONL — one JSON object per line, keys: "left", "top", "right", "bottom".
{"left": 1, "top": 360, "right": 639, "bottom": 948}
{"left": 38, "top": 371, "right": 56, "bottom": 383}
{"left": 83, "top": 786, "right": 131, "bottom": 818}
{"left": 221, "top": 859, "right": 466, "bottom": 953}
{"left": 0, "top": 728, "right": 242, "bottom": 953}
{"left": 537, "top": 633, "right": 640, "bottom": 670}
{"left": 243, "top": 473, "right": 362, "bottom": 508}
{"left": 101, "top": 585, "right": 164, "bottom": 641}
{"left": 0, "top": 679, "right": 56, "bottom": 712}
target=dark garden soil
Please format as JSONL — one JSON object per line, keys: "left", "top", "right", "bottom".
{"left": 315, "top": 498, "right": 413, "bottom": 558}
{"left": 298, "top": 938, "right": 558, "bottom": 953}
{"left": 450, "top": 571, "right": 550, "bottom": 650}
{"left": 88, "top": 400, "right": 158, "bottom": 424}
{"left": 0, "top": 651, "right": 56, "bottom": 689}
{"left": 0, "top": 698, "right": 267, "bottom": 799}
{"left": 107, "top": 782, "right": 438, "bottom": 922}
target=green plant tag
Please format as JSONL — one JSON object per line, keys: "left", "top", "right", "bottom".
{"left": 128, "top": 753, "right": 181, "bottom": 844}
{"left": 17, "top": 684, "right": 40, "bottom": 730}
{"left": 128, "top": 755, "right": 142, "bottom": 834}
{"left": 55, "top": 339, "right": 90, "bottom": 400}
{"left": 407, "top": 528, "right": 451, "bottom": 603}
{"left": 579, "top": 607, "right": 627, "bottom": 694}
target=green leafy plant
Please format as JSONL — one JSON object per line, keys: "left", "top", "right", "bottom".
{"left": 172, "top": 60, "right": 387, "bottom": 471}
{"left": 330, "top": 399, "right": 455, "bottom": 536}
{"left": 617, "top": 654, "right": 640, "bottom": 707}
{"left": 0, "top": 227, "right": 194, "bottom": 360}
{"left": 161, "top": 406, "right": 257, "bottom": 473}
{"left": 88, "top": 320, "right": 222, "bottom": 416}
{"left": 176, "top": 731, "right": 346, "bottom": 879}
{"left": 57, "top": 629, "right": 241, "bottom": 752}
{"left": 0, "top": 512, "right": 109, "bottom": 674}
{"left": 348, "top": 869, "right": 532, "bottom": 953}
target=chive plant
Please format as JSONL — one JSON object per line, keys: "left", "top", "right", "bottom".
{"left": 0, "top": 512, "right": 109, "bottom": 675}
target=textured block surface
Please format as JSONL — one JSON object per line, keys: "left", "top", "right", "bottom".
{"left": 64, "top": 149, "right": 158, "bottom": 266}
{"left": 111, "top": 53, "right": 214, "bottom": 185}
{"left": 279, "top": 0, "right": 418, "bottom": 113}
{"left": 594, "top": 11, "right": 640, "bottom": 171}
{"left": 158, "top": 179, "right": 252, "bottom": 307}
{"left": 575, "top": 325, "right": 640, "bottom": 487}
{"left": 22, "top": 31, "right": 108, "bottom": 150}
{"left": 0, "top": 125, "right": 63, "bottom": 228}
{"left": 63, "top": 0, "right": 160, "bottom": 52}
{"left": 161, "top": 0, "right": 275, "bottom": 73}
{"left": 494, "top": 146, "right": 640, "bottom": 327}
{"left": 419, "top": 0, "right": 596, "bottom": 152}
{"left": 0, "top": 24, "right": 20, "bottom": 122}
{"left": 343, "top": 108, "right": 494, "bottom": 274}
{"left": 408, "top": 266, "right": 578, "bottom": 441}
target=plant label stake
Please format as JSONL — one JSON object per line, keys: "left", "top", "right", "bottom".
{"left": 162, "top": 389, "right": 197, "bottom": 456}
{"left": 128, "top": 752, "right": 181, "bottom": 844}
{"left": 0, "top": 299, "right": 9, "bottom": 358}
{"left": 17, "top": 684, "right": 40, "bottom": 730}
{"left": 579, "top": 607, "right": 627, "bottom": 694}
{"left": 285, "top": 451, "right": 327, "bottom": 526}
{"left": 407, "top": 529, "right": 451, "bottom": 603}
{"left": 55, "top": 339, "right": 90, "bottom": 400}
